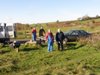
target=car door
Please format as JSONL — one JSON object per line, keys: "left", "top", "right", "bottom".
{"left": 71, "top": 31, "right": 79, "bottom": 41}
{"left": 68, "top": 31, "right": 79, "bottom": 41}
{"left": 0, "top": 26, "right": 5, "bottom": 38}
{"left": 6, "top": 26, "right": 15, "bottom": 38}
{"left": 79, "top": 30, "right": 87, "bottom": 37}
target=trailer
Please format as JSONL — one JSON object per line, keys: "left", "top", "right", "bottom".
{"left": 0, "top": 23, "right": 16, "bottom": 44}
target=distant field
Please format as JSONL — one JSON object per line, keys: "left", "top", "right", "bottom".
{"left": 16, "top": 18, "right": 100, "bottom": 39}
{"left": 16, "top": 23, "right": 100, "bottom": 39}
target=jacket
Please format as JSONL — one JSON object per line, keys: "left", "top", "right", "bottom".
{"left": 39, "top": 29, "right": 45, "bottom": 37}
{"left": 56, "top": 31, "right": 65, "bottom": 42}
{"left": 46, "top": 32, "right": 54, "bottom": 43}
{"left": 32, "top": 28, "right": 36, "bottom": 33}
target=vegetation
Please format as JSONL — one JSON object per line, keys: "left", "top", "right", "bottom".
{"left": 0, "top": 34, "right": 100, "bottom": 75}
{"left": 15, "top": 17, "right": 100, "bottom": 39}
{"left": 0, "top": 18, "right": 100, "bottom": 75}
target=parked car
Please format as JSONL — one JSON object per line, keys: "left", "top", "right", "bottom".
{"left": 64, "top": 30, "right": 91, "bottom": 42}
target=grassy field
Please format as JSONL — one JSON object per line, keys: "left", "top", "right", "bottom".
{"left": 0, "top": 19, "right": 100, "bottom": 75}
{"left": 0, "top": 36, "right": 100, "bottom": 75}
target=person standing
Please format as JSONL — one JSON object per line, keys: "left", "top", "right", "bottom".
{"left": 46, "top": 29, "right": 54, "bottom": 52}
{"left": 56, "top": 29, "right": 65, "bottom": 50}
{"left": 39, "top": 26, "right": 45, "bottom": 37}
{"left": 39, "top": 27, "right": 45, "bottom": 45}
{"left": 32, "top": 27, "right": 37, "bottom": 41}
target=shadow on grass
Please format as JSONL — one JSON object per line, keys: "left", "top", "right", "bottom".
{"left": 19, "top": 44, "right": 47, "bottom": 52}
{"left": 0, "top": 50, "right": 10, "bottom": 54}
{"left": 64, "top": 43, "right": 85, "bottom": 50}
{"left": 22, "top": 47, "right": 39, "bottom": 51}
{"left": 40, "top": 44, "right": 47, "bottom": 47}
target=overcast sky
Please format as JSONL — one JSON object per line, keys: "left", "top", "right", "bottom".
{"left": 0, "top": 0, "right": 100, "bottom": 24}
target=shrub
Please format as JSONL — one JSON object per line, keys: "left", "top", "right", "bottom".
{"left": 78, "top": 35, "right": 100, "bottom": 50}
{"left": 78, "top": 37, "right": 89, "bottom": 46}
{"left": 87, "top": 35, "right": 100, "bottom": 50}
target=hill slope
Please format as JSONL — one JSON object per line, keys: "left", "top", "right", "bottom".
{"left": 0, "top": 41, "right": 100, "bottom": 75}
{"left": 15, "top": 18, "right": 100, "bottom": 39}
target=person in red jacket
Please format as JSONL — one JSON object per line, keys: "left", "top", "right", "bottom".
{"left": 32, "top": 27, "right": 37, "bottom": 41}
{"left": 46, "top": 29, "right": 54, "bottom": 52}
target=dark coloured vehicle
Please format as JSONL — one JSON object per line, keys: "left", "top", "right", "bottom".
{"left": 64, "top": 30, "right": 91, "bottom": 42}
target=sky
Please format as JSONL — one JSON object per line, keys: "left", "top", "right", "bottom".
{"left": 0, "top": 0, "right": 100, "bottom": 24}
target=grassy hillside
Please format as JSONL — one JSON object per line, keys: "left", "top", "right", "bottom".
{"left": 0, "top": 35, "right": 100, "bottom": 75}
{"left": 16, "top": 18, "right": 100, "bottom": 39}
{"left": 0, "top": 18, "right": 100, "bottom": 75}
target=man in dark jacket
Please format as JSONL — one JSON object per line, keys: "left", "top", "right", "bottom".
{"left": 56, "top": 29, "right": 65, "bottom": 50}
{"left": 39, "top": 27, "right": 45, "bottom": 37}
{"left": 39, "top": 27, "right": 45, "bottom": 45}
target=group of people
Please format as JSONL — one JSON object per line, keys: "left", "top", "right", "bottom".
{"left": 32, "top": 27, "right": 65, "bottom": 52}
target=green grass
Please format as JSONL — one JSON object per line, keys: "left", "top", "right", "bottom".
{"left": 1, "top": 19, "right": 100, "bottom": 75}
{"left": 0, "top": 42, "right": 100, "bottom": 75}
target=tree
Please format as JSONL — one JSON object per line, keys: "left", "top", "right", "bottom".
{"left": 77, "top": 17, "right": 82, "bottom": 20}
{"left": 96, "top": 15, "right": 100, "bottom": 18}
{"left": 56, "top": 20, "right": 59, "bottom": 23}
{"left": 82, "top": 15, "right": 90, "bottom": 20}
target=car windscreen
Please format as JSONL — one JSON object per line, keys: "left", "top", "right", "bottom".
{"left": 0, "top": 26, "right": 3, "bottom": 32}
{"left": 71, "top": 31, "right": 79, "bottom": 35}
{"left": 6, "top": 26, "right": 13, "bottom": 31}
{"left": 66, "top": 30, "right": 73, "bottom": 34}
{"left": 80, "top": 30, "right": 88, "bottom": 35}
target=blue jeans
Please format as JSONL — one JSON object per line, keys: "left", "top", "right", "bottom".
{"left": 48, "top": 42, "right": 53, "bottom": 52}
{"left": 32, "top": 34, "right": 36, "bottom": 41}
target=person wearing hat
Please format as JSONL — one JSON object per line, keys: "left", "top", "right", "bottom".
{"left": 56, "top": 29, "right": 65, "bottom": 50}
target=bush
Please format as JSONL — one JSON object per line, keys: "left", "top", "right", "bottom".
{"left": 78, "top": 37, "right": 89, "bottom": 46}
{"left": 78, "top": 35, "right": 100, "bottom": 50}
{"left": 86, "top": 35, "right": 100, "bottom": 50}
